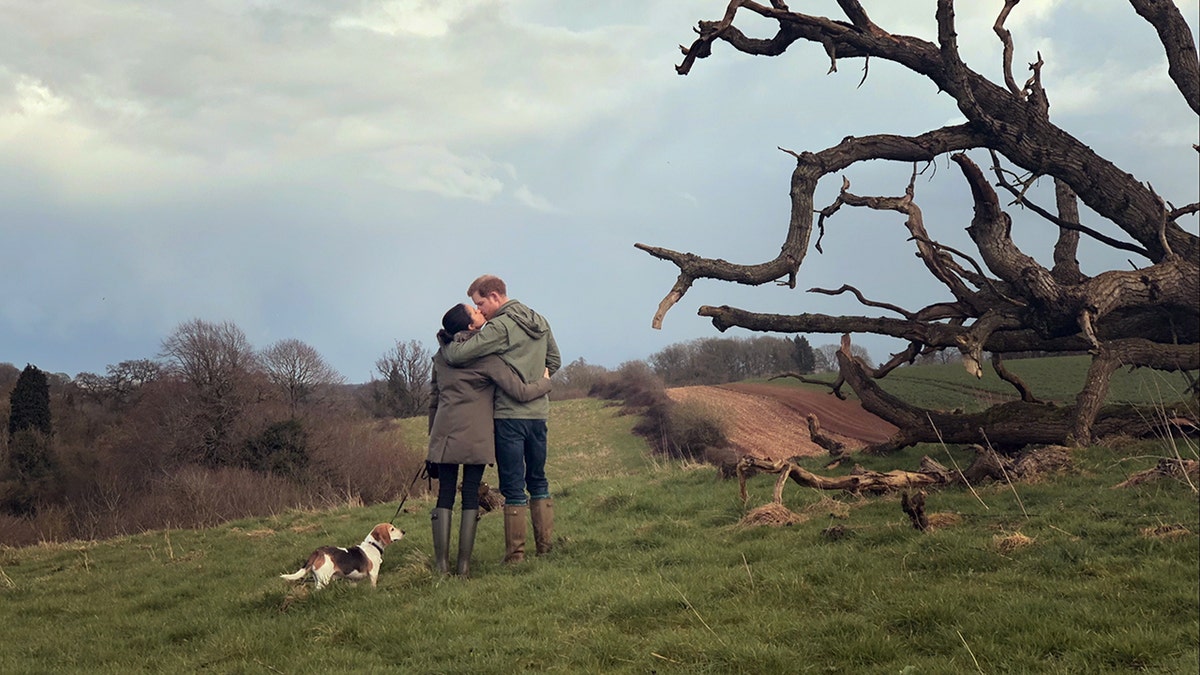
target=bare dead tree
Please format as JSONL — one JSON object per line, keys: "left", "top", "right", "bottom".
{"left": 368, "top": 339, "right": 433, "bottom": 418}
{"left": 261, "top": 339, "right": 346, "bottom": 417}
{"left": 159, "top": 319, "right": 261, "bottom": 465}
{"left": 640, "top": 0, "right": 1199, "bottom": 451}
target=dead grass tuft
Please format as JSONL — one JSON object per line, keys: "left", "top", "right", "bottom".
{"left": 994, "top": 531, "right": 1035, "bottom": 554}
{"left": 740, "top": 502, "right": 806, "bottom": 527}
{"left": 1140, "top": 523, "right": 1193, "bottom": 539}
{"left": 926, "top": 512, "right": 963, "bottom": 530}
{"left": 801, "top": 495, "right": 851, "bottom": 520}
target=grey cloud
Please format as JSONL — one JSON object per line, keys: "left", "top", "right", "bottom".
{"left": 0, "top": 1, "right": 1195, "bottom": 381}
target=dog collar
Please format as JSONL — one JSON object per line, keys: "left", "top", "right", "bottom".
{"left": 368, "top": 541, "right": 385, "bottom": 555}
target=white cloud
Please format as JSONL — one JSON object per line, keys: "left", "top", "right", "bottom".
{"left": 0, "top": 1, "right": 660, "bottom": 206}
{"left": 368, "top": 144, "right": 508, "bottom": 201}
{"left": 333, "top": 0, "right": 498, "bottom": 38}
{"left": 513, "top": 184, "right": 561, "bottom": 213}
{"left": 0, "top": 74, "right": 213, "bottom": 201}
{"left": 14, "top": 75, "right": 69, "bottom": 116}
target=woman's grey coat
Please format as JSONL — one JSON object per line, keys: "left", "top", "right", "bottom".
{"left": 426, "top": 349, "right": 552, "bottom": 466}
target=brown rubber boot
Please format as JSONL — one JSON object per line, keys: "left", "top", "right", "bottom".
{"left": 530, "top": 498, "right": 555, "bottom": 555}
{"left": 502, "top": 504, "right": 527, "bottom": 564}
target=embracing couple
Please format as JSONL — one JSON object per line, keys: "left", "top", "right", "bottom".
{"left": 425, "top": 274, "right": 560, "bottom": 577}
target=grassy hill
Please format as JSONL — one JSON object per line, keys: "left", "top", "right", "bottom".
{"left": 878, "top": 354, "right": 1197, "bottom": 412}
{"left": 766, "top": 354, "right": 1197, "bottom": 414}
{"left": 1, "top": 361, "right": 1197, "bottom": 672}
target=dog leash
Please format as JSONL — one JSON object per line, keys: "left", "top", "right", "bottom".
{"left": 389, "top": 463, "right": 431, "bottom": 525}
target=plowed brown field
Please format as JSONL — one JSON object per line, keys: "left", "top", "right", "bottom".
{"left": 666, "top": 382, "right": 898, "bottom": 461}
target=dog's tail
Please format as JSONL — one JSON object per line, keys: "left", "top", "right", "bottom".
{"left": 279, "top": 567, "right": 309, "bottom": 581}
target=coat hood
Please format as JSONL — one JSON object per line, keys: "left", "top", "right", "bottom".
{"left": 495, "top": 300, "right": 550, "bottom": 340}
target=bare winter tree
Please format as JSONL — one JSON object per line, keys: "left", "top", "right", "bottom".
{"left": 648, "top": 336, "right": 799, "bottom": 385}
{"left": 640, "top": 1, "right": 1198, "bottom": 451}
{"left": 260, "top": 339, "right": 345, "bottom": 417}
{"left": 75, "top": 359, "right": 164, "bottom": 410}
{"left": 367, "top": 340, "right": 433, "bottom": 419}
{"left": 159, "top": 319, "right": 261, "bottom": 465}
{"left": 816, "top": 343, "right": 874, "bottom": 371}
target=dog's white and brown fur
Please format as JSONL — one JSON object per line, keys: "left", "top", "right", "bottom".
{"left": 280, "top": 523, "right": 404, "bottom": 590}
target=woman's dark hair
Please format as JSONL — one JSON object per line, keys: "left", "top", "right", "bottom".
{"left": 438, "top": 304, "right": 473, "bottom": 345}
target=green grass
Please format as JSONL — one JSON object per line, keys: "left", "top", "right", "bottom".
{"left": 769, "top": 355, "right": 1197, "bottom": 414}
{"left": 2, "top": 394, "right": 1198, "bottom": 673}
{"left": 878, "top": 355, "right": 1197, "bottom": 411}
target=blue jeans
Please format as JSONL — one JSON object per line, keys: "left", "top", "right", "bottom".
{"left": 494, "top": 419, "right": 549, "bottom": 505}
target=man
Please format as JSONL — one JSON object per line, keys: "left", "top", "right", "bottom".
{"left": 440, "top": 274, "right": 560, "bottom": 563}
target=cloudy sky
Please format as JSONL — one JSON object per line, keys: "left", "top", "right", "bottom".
{"left": 3, "top": 0, "right": 1197, "bottom": 383}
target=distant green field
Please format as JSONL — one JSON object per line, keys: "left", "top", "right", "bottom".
{"left": 1, "top": 393, "right": 1196, "bottom": 673}
{"left": 768, "top": 355, "right": 1197, "bottom": 414}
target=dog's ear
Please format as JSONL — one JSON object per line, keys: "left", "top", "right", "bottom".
{"left": 373, "top": 523, "right": 392, "bottom": 545}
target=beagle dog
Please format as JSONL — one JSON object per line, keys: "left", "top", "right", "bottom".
{"left": 280, "top": 523, "right": 404, "bottom": 590}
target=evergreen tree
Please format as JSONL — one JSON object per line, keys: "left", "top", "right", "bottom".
{"left": 2, "top": 365, "right": 58, "bottom": 515}
{"left": 791, "top": 336, "right": 816, "bottom": 374}
{"left": 7, "top": 364, "right": 51, "bottom": 436}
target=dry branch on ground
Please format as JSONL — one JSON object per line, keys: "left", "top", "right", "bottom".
{"left": 736, "top": 443, "right": 1073, "bottom": 504}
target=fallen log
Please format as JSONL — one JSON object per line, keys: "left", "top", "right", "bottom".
{"left": 807, "top": 413, "right": 846, "bottom": 456}
{"left": 737, "top": 456, "right": 952, "bottom": 502}
{"left": 736, "top": 445, "right": 1074, "bottom": 502}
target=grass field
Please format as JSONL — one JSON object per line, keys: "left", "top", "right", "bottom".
{"left": 770, "top": 354, "right": 1197, "bottom": 414}
{"left": 1, "top": 362, "right": 1197, "bottom": 673}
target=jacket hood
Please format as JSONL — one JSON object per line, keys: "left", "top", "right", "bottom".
{"left": 495, "top": 300, "right": 549, "bottom": 339}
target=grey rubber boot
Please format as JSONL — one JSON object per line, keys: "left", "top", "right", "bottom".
{"left": 431, "top": 508, "right": 452, "bottom": 575}
{"left": 456, "top": 509, "right": 479, "bottom": 577}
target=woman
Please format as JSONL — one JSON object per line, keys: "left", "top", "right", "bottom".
{"left": 426, "top": 303, "right": 552, "bottom": 577}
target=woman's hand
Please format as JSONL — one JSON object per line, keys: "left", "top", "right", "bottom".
{"left": 543, "top": 367, "right": 550, "bottom": 379}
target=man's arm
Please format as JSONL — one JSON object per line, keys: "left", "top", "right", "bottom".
{"left": 441, "top": 321, "right": 510, "bottom": 366}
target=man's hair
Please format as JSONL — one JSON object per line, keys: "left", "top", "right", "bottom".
{"left": 467, "top": 274, "right": 507, "bottom": 298}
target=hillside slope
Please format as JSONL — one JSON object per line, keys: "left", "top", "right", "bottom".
{"left": 0, "top": 398, "right": 1195, "bottom": 673}
{"left": 667, "top": 382, "right": 897, "bottom": 460}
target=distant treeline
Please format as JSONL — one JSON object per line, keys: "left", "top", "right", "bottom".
{"left": 0, "top": 320, "right": 878, "bottom": 546}
{"left": 0, "top": 319, "right": 434, "bottom": 546}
